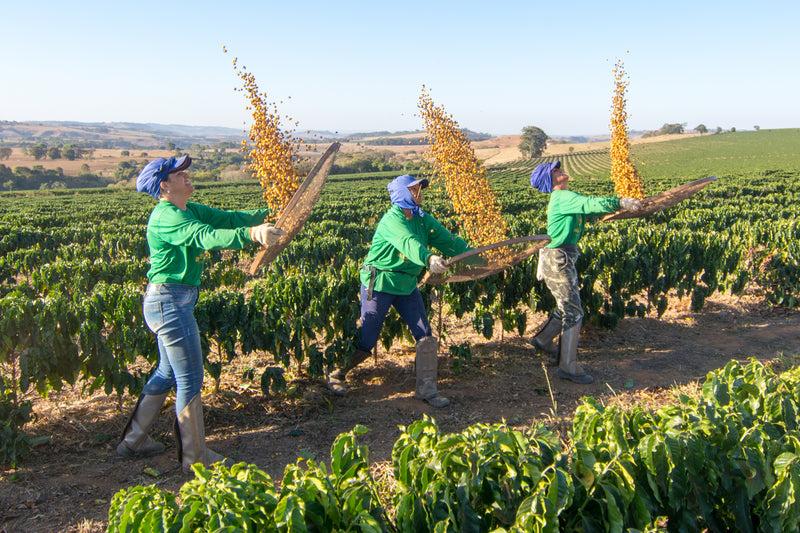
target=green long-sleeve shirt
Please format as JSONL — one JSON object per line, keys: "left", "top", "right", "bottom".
{"left": 146, "top": 201, "right": 269, "bottom": 285}
{"left": 546, "top": 190, "right": 619, "bottom": 248}
{"left": 359, "top": 205, "right": 470, "bottom": 295}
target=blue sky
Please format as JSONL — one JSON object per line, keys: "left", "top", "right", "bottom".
{"left": 2, "top": 0, "right": 798, "bottom": 137}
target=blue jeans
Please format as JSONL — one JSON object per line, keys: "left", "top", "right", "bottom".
{"left": 359, "top": 284, "right": 432, "bottom": 351}
{"left": 141, "top": 283, "right": 203, "bottom": 413}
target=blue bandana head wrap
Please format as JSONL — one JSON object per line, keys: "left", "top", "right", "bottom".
{"left": 388, "top": 174, "right": 429, "bottom": 217}
{"left": 136, "top": 155, "right": 192, "bottom": 198}
{"left": 530, "top": 160, "right": 560, "bottom": 193}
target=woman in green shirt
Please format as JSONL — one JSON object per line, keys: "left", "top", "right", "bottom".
{"left": 326, "top": 174, "right": 470, "bottom": 407}
{"left": 529, "top": 161, "right": 641, "bottom": 384}
{"left": 117, "top": 155, "right": 284, "bottom": 473}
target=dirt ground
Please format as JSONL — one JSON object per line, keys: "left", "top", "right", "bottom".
{"left": 1, "top": 290, "right": 799, "bottom": 532}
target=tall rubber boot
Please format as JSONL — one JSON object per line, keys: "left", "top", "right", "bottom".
{"left": 175, "top": 394, "right": 229, "bottom": 473}
{"left": 326, "top": 349, "right": 371, "bottom": 396}
{"left": 556, "top": 320, "right": 594, "bottom": 384}
{"left": 529, "top": 314, "right": 562, "bottom": 364}
{"left": 414, "top": 336, "right": 450, "bottom": 408}
{"left": 116, "top": 392, "right": 168, "bottom": 458}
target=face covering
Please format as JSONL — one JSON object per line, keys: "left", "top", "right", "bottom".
{"left": 388, "top": 174, "right": 428, "bottom": 217}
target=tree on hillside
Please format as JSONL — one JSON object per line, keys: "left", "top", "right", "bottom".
{"left": 0, "top": 147, "right": 11, "bottom": 160}
{"left": 519, "top": 126, "right": 549, "bottom": 159}
{"left": 62, "top": 144, "right": 91, "bottom": 160}
{"left": 642, "top": 123, "right": 685, "bottom": 138}
{"left": 62, "top": 144, "right": 89, "bottom": 161}
{"left": 48, "top": 147, "right": 62, "bottom": 160}
{"left": 695, "top": 124, "right": 708, "bottom": 135}
{"left": 189, "top": 143, "right": 205, "bottom": 158}
{"left": 113, "top": 161, "right": 138, "bottom": 182}
{"left": 29, "top": 143, "right": 47, "bottom": 160}
{"left": 656, "top": 123, "right": 684, "bottom": 135}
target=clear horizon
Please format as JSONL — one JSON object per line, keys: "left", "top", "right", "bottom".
{"left": 2, "top": 1, "right": 798, "bottom": 137}
{"left": 1, "top": 119, "right": 686, "bottom": 140}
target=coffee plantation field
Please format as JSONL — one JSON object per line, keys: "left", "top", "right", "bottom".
{"left": 1, "top": 129, "right": 799, "bottom": 531}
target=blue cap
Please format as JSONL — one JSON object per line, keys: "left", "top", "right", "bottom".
{"left": 388, "top": 174, "right": 429, "bottom": 194}
{"left": 530, "top": 160, "right": 560, "bottom": 193}
{"left": 136, "top": 155, "right": 192, "bottom": 198}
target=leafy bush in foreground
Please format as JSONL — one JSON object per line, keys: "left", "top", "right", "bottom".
{"left": 108, "top": 359, "right": 800, "bottom": 532}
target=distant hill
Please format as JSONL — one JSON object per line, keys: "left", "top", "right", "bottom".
{"left": 320, "top": 129, "right": 492, "bottom": 143}
{"left": 0, "top": 121, "right": 498, "bottom": 149}
{"left": 104, "top": 122, "right": 244, "bottom": 138}
{"left": 0, "top": 121, "right": 245, "bottom": 149}
{"left": 550, "top": 131, "right": 647, "bottom": 144}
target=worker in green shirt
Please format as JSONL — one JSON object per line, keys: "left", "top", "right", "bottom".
{"left": 529, "top": 160, "right": 641, "bottom": 384}
{"left": 326, "top": 174, "right": 470, "bottom": 407}
{"left": 118, "top": 154, "right": 285, "bottom": 473}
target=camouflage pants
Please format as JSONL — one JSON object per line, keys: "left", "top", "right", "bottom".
{"left": 540, "top": 245, "right": 583, "bottom": 330}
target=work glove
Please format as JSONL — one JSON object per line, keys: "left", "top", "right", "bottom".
{"left": 428, "top": 255, "right": 448, "bottom": 274}
{"left": 249, "top": 223, "right": 287, "bottom": 247}
{"left": 620, "top": 197, "right": 643, "bottom": 212}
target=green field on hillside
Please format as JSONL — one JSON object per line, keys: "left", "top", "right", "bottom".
{"left": 490, "top": 128, "right": 800, "bottom": 190}
{"left": 631, "top": 128, "right": 800, "bottom": 178}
